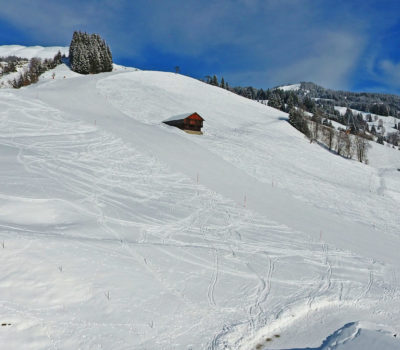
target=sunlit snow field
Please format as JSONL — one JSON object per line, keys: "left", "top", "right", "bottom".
{"left": 0, "top": 48, "right": 399, "bottom": 349}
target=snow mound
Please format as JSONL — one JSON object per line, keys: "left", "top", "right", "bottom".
{"left": 38, "top": 63, "right": 81, "bottom": 82}
{"left": 246, "top": 322, "right": 399, "bottom": 350}
{"left": 320, "top": 323, "right": 399, "bottom": 350}
{"left": 0, "top": 45, "right": 68, "bottom": 59}
{"left": 298, "top": 322, "right": 398, "bottom": 350}
{"left": 112, "top": 63, "right": 139, "bottom": 72}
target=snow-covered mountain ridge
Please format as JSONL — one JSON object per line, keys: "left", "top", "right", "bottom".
{"left": 275, "top": 83, "right": 301, "bottom": 91}
{"left": 0, "top": 47, "right": 399, "bottom": 349}
{"left": 276, "top": 81, "right": 400, "bottom": 118}
{"left": 0, "top": 45, "right": 68, "bottom": 59}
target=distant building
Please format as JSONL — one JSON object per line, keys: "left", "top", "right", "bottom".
{"left": 163, "top": 112, "right": 204, "bottom": 134}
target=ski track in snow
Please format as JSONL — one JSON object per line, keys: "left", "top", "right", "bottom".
{"left": 207, "top": 249, "right": 219, "bottom": 308}
{"left": 0, "top": 71, "right": 399, "bottom": 349}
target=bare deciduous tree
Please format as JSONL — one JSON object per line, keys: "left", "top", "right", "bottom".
{"left": 354, "top": 135, "right": 370, "bottom": 163}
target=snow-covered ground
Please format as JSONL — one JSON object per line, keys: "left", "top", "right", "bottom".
{"left": 0, "top": 45, "right": 68, "bottom": 59}
{"left": 0, "top": 66, "right": 24, "bottom": 88}
{"left": 276, "top": 83, "right": 301, "bottom": 91}
{"left": 0, "top": 45, "right": 69, "bottom": 89}
{"left": 0, "top": 61, "right": 399, "bottom": 349}
{"left": 0, "top": 45, "right": 136, "bottom": 89}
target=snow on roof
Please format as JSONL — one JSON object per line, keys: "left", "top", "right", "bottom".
{"left": 0, "top": 45, "right": 69, "bottom": 59}
{"left": 163, "top": 112, "right": 197, "bottom": 122}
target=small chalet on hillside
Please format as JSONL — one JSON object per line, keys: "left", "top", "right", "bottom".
{"left": 163, "top": 112, "right": 204, "bottom": 135}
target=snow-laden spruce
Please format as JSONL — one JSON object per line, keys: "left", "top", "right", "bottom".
{"left": 69, "top": 31, "right": 113, "bottom": 74}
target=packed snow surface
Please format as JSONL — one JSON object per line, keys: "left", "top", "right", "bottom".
{"left": 0, "top": 63, "right": 399, "bottom": 349}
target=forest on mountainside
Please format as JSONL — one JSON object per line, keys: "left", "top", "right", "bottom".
{"left": 203, "top": 76, "right": 400, "bottom": 150}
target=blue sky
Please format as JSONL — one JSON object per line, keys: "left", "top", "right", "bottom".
{"left": 1, "top": 0, "right": 400, "bottom": 93}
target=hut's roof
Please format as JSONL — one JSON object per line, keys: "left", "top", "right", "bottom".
{"left": 163, "top": 112, "right": 203, "bottom": 123}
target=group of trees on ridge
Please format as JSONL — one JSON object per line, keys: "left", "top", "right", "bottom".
{"left": 299, "top": 82, "right": 400, "bottom": 117}
{"left": 0, "top": 56, "right": 27, "bottom": 76}
{"left": 289, "top": 108, "right": 371, "bottom": 163}
{"left": 2, "top": 31, "right": 113, "bottom": 88}
{"left": 69, "top": 31, "right": 113, "bottom": 74}
{"left": 7, "top": 51, "right": 63, "bottom": 88}
{"left": 205, "top": 75, "right": 230, "bottom": 90}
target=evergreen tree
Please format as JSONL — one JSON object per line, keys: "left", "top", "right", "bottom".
{"left": 303, "top": 96, "right": 315, "bottom": 112}
{"left": 69, "top": 31, "right": 113, "bottom": 74}
{"left": 268, "top": 92, "right": 283, "bottom": 110}
{"left": 288, "top": 108, "right": 310, "bottom": 138}
{"left": 212, "top": 75, "right": 218, "bottom": 86}
{"left": 220, "top": 77, "right": 225, "bottom": 89}
{"left": 246, "top": 86, "right": 255, "bottom": 99}
{"left": 53, "top": 51, "right": 62, "bottom": 66}
{"left": 69, "top": 31, "right": 80, "bottom": 63}
{"left": 344, "top": 108, "right": 354, "bottom": 127}
{"left": 256, "top": 88, "right": 266, "bottom": 101}
{"left": 286, "top": 93, "right": 296, "bottom": 111}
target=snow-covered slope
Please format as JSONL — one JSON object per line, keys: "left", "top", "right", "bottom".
{"left": 0, "top": 45, "right": 70, "bottom": 88}
{"left": 0, "top": 45, "right": 136, "bottom": 89}
{"left": 276, "top": 83, "right": 301, "bottom": 91}
{"left": 0, "top": 65, "right": 399, "bottom": 350}
{"left": 0, "top": 45, "right": 68, "bottom": 59}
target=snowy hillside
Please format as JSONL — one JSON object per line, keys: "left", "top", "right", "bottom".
{"left": 0, "top": 45, "right": 135, "bottom": 89}
{"left": 0, "top": 45, "right": 69, "bottom": 89}
{"left": 335, "top": 106, "right": 400, "bottom": 137}
{"left": 0, "top": 45, "right": 68, "bottom": 59}
{"left": 276, "top": 83, "right": 301, "bottom": 91}
{"left": 0, "top": 62, "right": 399, "bottom": 349}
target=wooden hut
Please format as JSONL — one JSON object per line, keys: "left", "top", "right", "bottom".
{"left": 163, "top": 112, "right": 204, "bottom": 135}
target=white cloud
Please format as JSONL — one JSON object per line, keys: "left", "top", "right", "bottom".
{"left": 269, "top": 32, "right": 366, "bottom": 89}
{"left": 0, "top": 1, "right": 122, "bottom": 44}
{"left": 377, "top": 60, "right": 400, "bottom": 86}
{"left": 223, "top": 31, "right": 366, "bottom": 89}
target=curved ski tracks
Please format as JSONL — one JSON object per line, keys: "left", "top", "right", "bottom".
{"left": 0, "top": 75, "right": 399, "bottom": 349}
